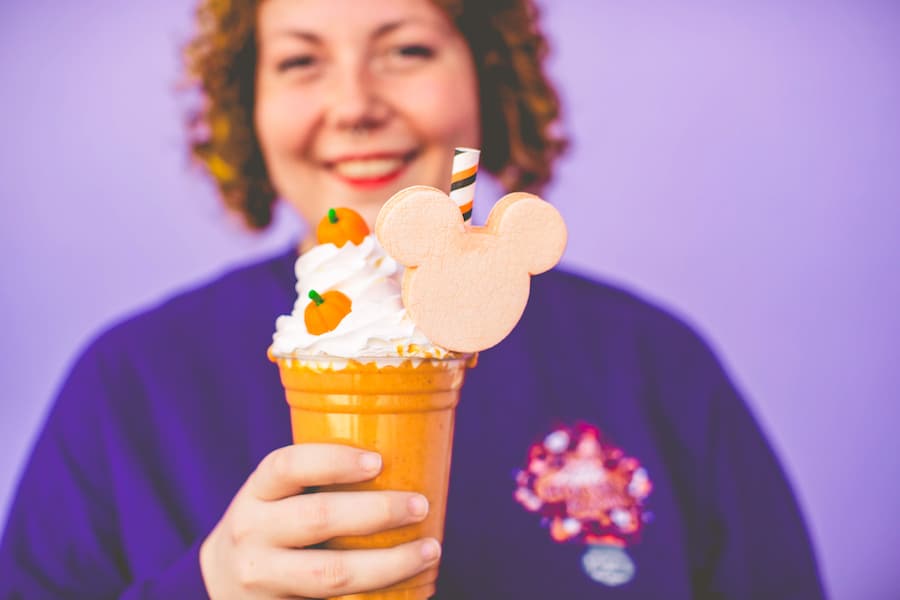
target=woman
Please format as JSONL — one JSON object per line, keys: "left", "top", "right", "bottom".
{"left": 0, "top": 0, "right": 823, "bottom": 598}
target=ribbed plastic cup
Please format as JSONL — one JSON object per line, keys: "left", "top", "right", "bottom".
{"left": 269, "top": 353, "right": 474, "bottom": 600}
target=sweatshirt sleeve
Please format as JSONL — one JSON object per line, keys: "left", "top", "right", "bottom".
{"left": 117, "top": 539, "right": 209, "bottom": 600}
{"left": 0, "top": 340, "right": 211, "bottom": 599}
{"left": 635, "top": 297, "right": 826, "bottom": 599}
{"left": 697, "top": 367, "right": 826, "bottom": 599}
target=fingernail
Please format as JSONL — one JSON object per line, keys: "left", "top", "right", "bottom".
{"left": 408, "top": 495, "right": 429, "bottom": 519}
{"left": 420, "top": 539, "right": 441, "bottom": 562}
{"left": 358, "top": 452, "right": 382, "bottom": 472}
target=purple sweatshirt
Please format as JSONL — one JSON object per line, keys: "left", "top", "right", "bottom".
{"left": 0, "top": 248, "right": 824, "bottom": 598}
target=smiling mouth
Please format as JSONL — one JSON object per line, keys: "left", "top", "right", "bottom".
{"left": 328, "top": 150, "right": 418, "bottom": 187}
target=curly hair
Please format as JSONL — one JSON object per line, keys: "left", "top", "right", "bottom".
{"left": 184, "top": 0, "right": 568, "bottom": 229}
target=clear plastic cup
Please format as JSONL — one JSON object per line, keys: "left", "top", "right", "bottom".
{"left": 269, "top": 353, "right": 475, "bottom": 600}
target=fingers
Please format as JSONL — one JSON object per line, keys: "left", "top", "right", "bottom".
{"left": 250, "top": 444, "right": 382, "bottom": 501}
{"left": 264, "top": 491, "right": 430, "bottom": 547}
{"left": 263, "top": 539, "right": 442, "bottom": 599}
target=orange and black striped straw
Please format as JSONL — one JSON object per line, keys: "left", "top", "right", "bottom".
{"left": 450, "top": 147, "right": 480, "bottom": 223}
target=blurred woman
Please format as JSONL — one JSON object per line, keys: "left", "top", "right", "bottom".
{"left": 0, "top": 0, "right": 823, "bottom": 598}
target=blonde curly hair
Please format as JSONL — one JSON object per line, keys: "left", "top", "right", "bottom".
{"left": 184, "top": 0, "right": 568, "bottom": 229}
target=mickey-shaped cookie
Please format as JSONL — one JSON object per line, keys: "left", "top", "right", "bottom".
{"left": 375, "top": 185, "right": 567, "bottom": 353}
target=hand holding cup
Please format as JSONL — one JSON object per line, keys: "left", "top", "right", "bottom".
{"left": 199, "top": 443, "right": 441, "bottom": 599}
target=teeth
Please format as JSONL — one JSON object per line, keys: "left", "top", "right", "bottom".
{"left": 333, "top": 157, "right": 404, "bottom": 179}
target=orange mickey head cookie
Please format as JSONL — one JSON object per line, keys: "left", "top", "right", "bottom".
{"left": 375, "top": 185, "right": 567, "bottom": 353}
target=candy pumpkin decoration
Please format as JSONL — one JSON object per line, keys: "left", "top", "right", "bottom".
{"left": 304, "top": 289, "right": 352, "bottom": 335}
{"left": 316, "top": 208, "right": 370, "bottom": 247}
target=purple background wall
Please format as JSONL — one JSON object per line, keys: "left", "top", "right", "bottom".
{"left": 2, "top": 1, "right": 898, "bottom": 597}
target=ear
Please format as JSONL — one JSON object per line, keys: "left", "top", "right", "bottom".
{"left": 375, "top": 185, "right": 464, "bottom": 267}
{"left": 487, "top": 192, "right": 568, "bottom": 275}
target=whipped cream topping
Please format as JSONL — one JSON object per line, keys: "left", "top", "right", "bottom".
{"left": 271, "top": 235, "right": 450, "bottom": 359}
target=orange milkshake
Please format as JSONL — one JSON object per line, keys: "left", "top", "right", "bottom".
{"left": 268, "top": 160, "right": 565, "bottom": 598}
{"left": 269, "top": 207, "right": 468, "bottom": 600}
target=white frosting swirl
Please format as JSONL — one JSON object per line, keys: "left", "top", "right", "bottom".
{"left": 271, "top": 236, "right": 449, "bottom": 359}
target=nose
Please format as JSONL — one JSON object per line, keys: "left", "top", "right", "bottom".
{"left": 326, "top": 62, "right": 389, "bottom": 134}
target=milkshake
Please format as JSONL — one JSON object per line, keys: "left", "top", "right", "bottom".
{"left": 269, "top": 147, "right": 566, "bottom": 599}
{"left": 269, "top": 210, "right": 469, "bottom": 600}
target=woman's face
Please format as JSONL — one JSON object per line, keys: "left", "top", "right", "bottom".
{"left": 255, "top": 0, "right": 481, "bottom": 233}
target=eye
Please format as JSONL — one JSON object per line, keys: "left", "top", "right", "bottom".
{"left": 277, "top": 54, "right": 318, "bottom": 72}
{"left": 395, "top": 44, "right": 434, "bottom": 59}
{"left": 380, "top": 44, "right": 436, "bottom": 73}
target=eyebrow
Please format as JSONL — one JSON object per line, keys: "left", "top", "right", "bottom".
{"left": 373, "top": 21, "right": 405, "bottom": 38}
{"left": 275, "top": 29, "right": 321, "bottom": 43}
{"left": 273, "top": 18, "right": 434, "bottom": 43}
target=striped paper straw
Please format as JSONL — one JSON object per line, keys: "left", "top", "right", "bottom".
{"left": 450, "top": 147, "right": 480, "bottom": 223}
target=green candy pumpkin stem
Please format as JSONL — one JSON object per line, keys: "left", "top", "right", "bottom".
{"left": 327, "top": 208, "right": 338, "bottom": 224}
{"left": 308, "top": 290, "right": 325, "bottom": 306}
